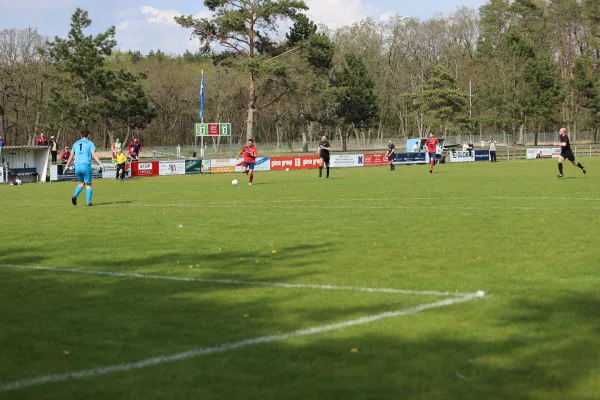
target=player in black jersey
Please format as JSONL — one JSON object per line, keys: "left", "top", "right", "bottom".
{"left": 386, "top": 139, "right": 396, "bottom": 170}
{"left": 318, "top": 136, "right": 331, "bottom": 178}
{"left": 553, "top": 128, "right": 586, "bottom": 178}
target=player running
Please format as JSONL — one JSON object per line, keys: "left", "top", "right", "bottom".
{"left": 236, "top": 139, "right": 258, "bottom": 185}
{"left": 386, "top": 139, "right": 396, "bottom": 171}
{"left": 553, "top": 128, "right": 586, "bottom": 178}
{"left": 425, "top": 133, "right": 439, "bottom": 174}
{"left": 318, "top": 136, "right": 331, "bottom": 178}
{"left": 63, "top": 129, "right": 103, "bottom": 206}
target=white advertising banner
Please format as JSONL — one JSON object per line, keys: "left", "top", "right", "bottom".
{"left": 202, "top": 159, "right": 211, "bottom": 173}
{"left": 210, "top": 158, "right": 236, "bottom": 173}
{"left": 159, "top": 160, "right": 186, "bottom": 176}
{"left": 0, "top": 167, "right": 3, "bottom": 183}
{"left": 329, "top": 154, "right": 364, "bottom": 168}
{"left": 449, "top": 150, "right": 476, "bottom": 163}
{"left": 234, "top": 157, "right": 271, "bottom": 172}
{"left": 526, "top": 148, "right": 561, "bottom": 160}
{"left": 102, "top": 163, "right": 131, "bottom": 179}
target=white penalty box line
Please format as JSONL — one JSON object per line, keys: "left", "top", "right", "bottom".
{"left": 0, "top": 264, "right": 474, "bottom": 297}
{"left": 0, "top": 264, "right": 485, "bottom": 393}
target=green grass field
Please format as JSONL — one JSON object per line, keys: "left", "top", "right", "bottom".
{"left": 1, "top": 159, "right": 599, "bottom": 400}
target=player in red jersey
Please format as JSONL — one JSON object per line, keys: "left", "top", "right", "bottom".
{"left": 425, "top": 133, "right": 439, "bottom": 174}
{"left": 236, "top": 139, "right": 258, "bottom": 185}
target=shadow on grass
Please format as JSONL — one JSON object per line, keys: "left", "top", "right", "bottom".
{"left": 2, "top": 246, "right": 599, "bottom": 399}
{"left": 0, "top": 247, "right": 46, "bottom": 266}
{"left": 130, "top": 291, "right": 599, "bottom": 400}
{"left": 85, "top": 242, "right": 335, "bottom": 273}
{"left": 2, "top": 282, "right": 599, "bottom": 399}
{"left": 93, "top": 200, "right": 136, "bottom": 206}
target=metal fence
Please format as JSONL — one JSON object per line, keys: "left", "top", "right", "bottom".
{"left": 95, "top": 131, "right": 599, "bottom": 158}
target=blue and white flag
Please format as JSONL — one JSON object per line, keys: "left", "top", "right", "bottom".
{"left": 200, "top": 70, "right": 205, "bottom": 120}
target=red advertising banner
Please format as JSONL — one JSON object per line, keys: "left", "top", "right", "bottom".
{"left": 363, "top": 153, "right": 390, "bottom": 166}
{"left": 131, "top": 161, "right": 159, "bottom": 177}
{"left": 208, "top": 123, "right": 220, "bottom": 136}
{"left": 270, "top": 156, "right": 321, "bottom": 171}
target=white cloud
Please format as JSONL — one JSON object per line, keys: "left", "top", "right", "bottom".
{"left": 305, "top": 0, "right": 374, "bottom": 28}
{"left": 141, "top": 6, "right": 181, "bottom": 26}
{"left": 379, "top": 12, "right": 395, "bottom": 22}
{"left": 115, "top": 6, "right": 211, "bottom": 54}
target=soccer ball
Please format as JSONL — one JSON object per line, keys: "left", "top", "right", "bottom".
{"left": 232, "top": 179, "right": 238, "bottom": 186}
{"left": 285, "top": 168, "right": 289, "bottom": 171}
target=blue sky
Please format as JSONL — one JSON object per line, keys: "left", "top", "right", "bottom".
{"left": 0, "top": 0, "right": 488, "bottom": 54}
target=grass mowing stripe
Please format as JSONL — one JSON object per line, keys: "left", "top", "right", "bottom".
{"left": 0, "top": 203, "right": 596, "bottom": 211}
{"left": 0, "top": 264, "right": 474, "bottom": 297}
{"left": 0, "top": 294, "right": 480, "bottom": 393}
{"left": 3, "top": 195, "right": 600, "bottom": 207}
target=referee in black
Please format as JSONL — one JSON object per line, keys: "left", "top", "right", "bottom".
{"left": 318, "top": 135, "right": 331, "bottom": 178}
{"left": 386, "top": 139, "right": 396, "bottom": 170}
{"left": 554, "top": 128, "right": 586, "bottom": 178}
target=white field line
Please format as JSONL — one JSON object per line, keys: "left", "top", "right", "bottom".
{"left": 0, "top": 294, "right": 480, "bottom": 393}
{"left": 0, "top": 264, "right": 471, "bottom": 297}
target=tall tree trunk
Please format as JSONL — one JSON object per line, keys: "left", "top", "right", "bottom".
{"left": 342, "top": 126, "right": 349, "bottom": 152}
{"left": 300, "top": 110, "right": 309, "bottom": 152}
{"left": 518, "top": 124, "right": 524, "bottom": 145}
{"left": 275, "top": 106, "right": 283, "bottom": 149}
{"left": 246, "top": 72, "right": 256, "bottom": 140}
{"left": 351, "top": 123, "right": 360, "bottom": 148}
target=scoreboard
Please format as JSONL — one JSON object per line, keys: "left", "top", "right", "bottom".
{"left": 195, "top": 123, "right": 231, "bottom": 137}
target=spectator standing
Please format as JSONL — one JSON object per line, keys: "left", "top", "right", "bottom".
{"left": 128, "top": 138, "right": 142, "bottom": 160}
{"left": 111, "top": 138, "right": 122, "bottom": 163}
{"left": 49, "top": 136, "right": 59, "bottom": 163}
{"left": 61, "top": 147, "right": 71, "bottom": 164}
{"left": 36, "top": 132, "right": 48, "bottom": 147}
{"left": 488, "top": 138, "right": 498, "bottom": 162}
{"left": 0, "top": 135, "right": 5, "bottom": 147}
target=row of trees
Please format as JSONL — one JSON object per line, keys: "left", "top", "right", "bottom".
{"left": 2, "top": 0, "right": 600, "bottom": 150}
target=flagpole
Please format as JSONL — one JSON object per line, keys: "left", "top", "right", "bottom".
{"left": 200, "top": 70, "right": 205, "bottom": 158}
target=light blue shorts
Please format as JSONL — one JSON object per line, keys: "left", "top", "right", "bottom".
{"left": 75, "top": 165, "right": 93, "bottom": 185}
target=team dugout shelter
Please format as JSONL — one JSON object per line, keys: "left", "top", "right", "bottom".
{"left": 0, "top": 146, "right": 50, "bottom": 184}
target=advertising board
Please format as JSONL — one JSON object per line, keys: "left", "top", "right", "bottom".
{"left": 235, "top": 157, "right": 271, "bottom": 172}
{"left": 449, "top": 150, "right": 476, "bottom": 163}
{"left": 270, "top": 156, "right": 321, "bottom": 171}
{"left": 393, "top": 152, "right": 427, "bottom": 165}
{"left": 132, "top": 161, "right": 159, "bottom": 177}
{"left": 210, "top": 158, "right": 236, "bottom": 173}
{"left": 526, "top": 148, "right": 561, "bottom": 159}
{"left": 185, "top": 160, "right": 202, "bottom": 174}
{"left": 159, "top": 160, "right": 186, "bottom": 176}
{"left": 102, "top": 163, "right": 131, "bottom": 179}
{"left": 363, "top": 153, "right": 390, "bottom": 166}
{"left": 329, "top": 154, "right": 363, "bottom": 168}
{"left": 474, "top": 150, "right": 490, "bottom": 162}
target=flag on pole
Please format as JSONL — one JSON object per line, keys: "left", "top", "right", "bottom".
{"left": 200, "top": 70, "right": 205, "bottom": 121}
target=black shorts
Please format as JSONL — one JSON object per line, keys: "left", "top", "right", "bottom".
{"left": 388, "top": 154, "right": 394, "bottom": 162}
{"left": 561, "top": 151, "right": 575, "bottom": 162}
{"left": 320, "top": 155, "right": 330, "bottom": 164}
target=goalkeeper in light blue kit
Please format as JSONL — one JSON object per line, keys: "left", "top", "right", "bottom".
{"left": 63, "top": 129, "right": 104, "bottom": 207}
